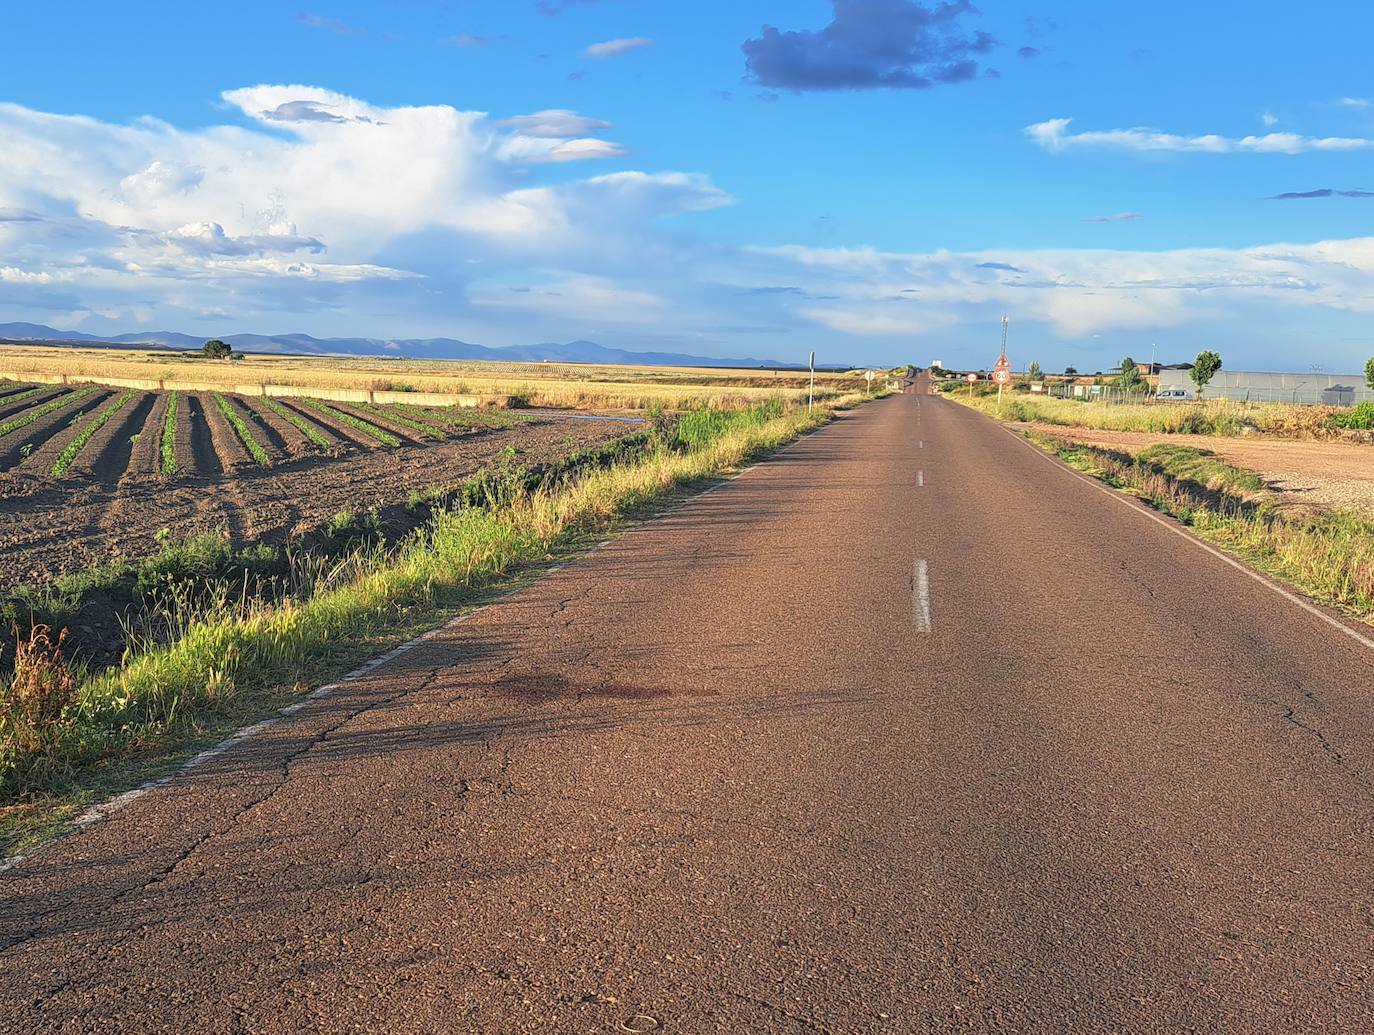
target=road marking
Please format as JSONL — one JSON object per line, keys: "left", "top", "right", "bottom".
{"left": 919, "top": 440, "right": 924, "bottom": 449}
{"left": 913, "top": 559, "right": 932, "bottom": 633}
{"left": 917, "top": 470, "right": 924, "bottom": 487}
{"left": 999, "top": 425, "right": 1374, "bottom": 656}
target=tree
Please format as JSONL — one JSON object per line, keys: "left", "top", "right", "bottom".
{"left": 1117, "top": 356, "right": 1144, "bottom": 391}
{"left": 1027, "top": 360, "right": 1043, "bottom": 381}
{"left": 1365, "top": 356, "right": 1374, "bottom": 390}
{"left": 202, "top": 338, "right": 233, "bottom": 360}
{"left": 1191, "top": 349, "right": 1222, "bottom": 399}
{"left": 1064, "top": 366, "right": 1078, "bottom": 376}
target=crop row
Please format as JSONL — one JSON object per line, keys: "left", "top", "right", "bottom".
{"left": 161, "top": 392, "right": 180, "bottom": 476}
{"left": 212, "top": 393, "right": 271, "bottom": 466}
{"left": 262, "top": 397, "right": 332, "bottom": 448}
{"left": 50, "top": 391, "right": 138, "bottom": 476}
{"left": 0, "top": 387, "right": 100, "bottom": 439}
{"left": 296, "top": 398, "right": 402, "bottom": 447}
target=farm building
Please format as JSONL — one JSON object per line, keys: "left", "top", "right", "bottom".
{"left": 1156, "top": 368, "right": 1374, "bottom": 405}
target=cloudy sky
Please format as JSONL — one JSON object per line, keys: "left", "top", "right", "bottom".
{"left": 3, "top": 0, "right": 1374, "bottom": 370}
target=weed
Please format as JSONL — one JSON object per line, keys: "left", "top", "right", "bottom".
{"left": 1329, "top": 401, "right": 1374, "bottom": 430}
{"left": 0, "top": 626, "right": 76, "bottom": 759}
{"left": 50, "top": 390, "right": 138, "bottom": 476}
{"left": 212, "top": 394, "right": 271, "bottom": 466}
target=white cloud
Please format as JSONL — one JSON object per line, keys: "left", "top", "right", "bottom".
{"left": 584, "top": 37, "right": 654, "bottom": 59}
{"left": 1338, "top": 97, "right": 1371, "bottom": 109}
{"left": 497, "top": 109, "right": 611, "bottom": 138}
{"left": 1261, "top": 110, "right": 1278, "bottom": 127}
{"left": 1028, "top": 117, "right": 1374, "bottom": 155}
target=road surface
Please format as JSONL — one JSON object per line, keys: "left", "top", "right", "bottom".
{"left": 3, "top": 384, "right": 1373, "bottom": 1033}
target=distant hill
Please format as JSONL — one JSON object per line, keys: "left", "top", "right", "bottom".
{"left": 0, "top": 323, "right": 794, "bottom": 369}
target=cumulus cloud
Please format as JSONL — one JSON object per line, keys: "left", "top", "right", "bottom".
{"left": 742, "top": 0, "right": 995, "bottom": 92}
{"left": 8, "top": 85, "right": 1374, "bottom": 365}
{"left": 584, "top": 37, "right": 654, "bottom": 59}
{"left": 1028, "top": 118, "right": 1374, "bottom": 155}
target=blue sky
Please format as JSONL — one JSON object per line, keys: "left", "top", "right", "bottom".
{"left": 3, "top": 1, "right": 1374, "bottom": 370}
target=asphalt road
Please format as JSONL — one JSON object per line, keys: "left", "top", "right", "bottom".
{"left": 3, "top": 383, "right": 1373, "bottom": 1033}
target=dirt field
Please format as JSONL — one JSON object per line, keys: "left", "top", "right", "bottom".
{"left": 0, "top": 381, "right": 635, "bottom": 588}
{"left": 1028, "top": 422, "right": 1374, "bottom": 512}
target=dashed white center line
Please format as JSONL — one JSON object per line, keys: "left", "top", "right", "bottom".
{"left": 917, "top": 470, "right": 924, "bottom": 487}
{"left": 913, "top": 559, "right": 931, "bottom": 633}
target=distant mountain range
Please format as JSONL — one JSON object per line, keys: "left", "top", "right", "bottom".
{"left": 0, "top": 322, "right": 803, "bottom": 370}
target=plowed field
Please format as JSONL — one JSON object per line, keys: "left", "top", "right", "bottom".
{"left": 0, "top": 382, "right": 634, "bottom": 588}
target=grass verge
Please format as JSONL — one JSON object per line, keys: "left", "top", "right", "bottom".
{"left": 212, "top": 393, "right": 271, "bottom": 466}
{"left": 50, "top": 391, "right": 138, "bottom": 476}
{"left": 946, "top": 387, "right": 1362, "bottom": 439}
{"left": 0, "top": 392, "right": 881, "bottom": 856}
{"left": 1022, "top": 428, "right": 1374, "bottom": 625}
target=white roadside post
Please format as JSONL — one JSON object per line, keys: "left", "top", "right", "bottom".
{"left": 865, "top": 369, "right": 875, "bottom": 395}
{"left": 808, "top": 351, "right": 815, "bottom": 412}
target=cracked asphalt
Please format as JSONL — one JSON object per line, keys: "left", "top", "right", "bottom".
{"left": 3, "top": 382, "right": 1374, "bottom": 1033}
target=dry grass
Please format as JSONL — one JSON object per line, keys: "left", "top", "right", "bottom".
{"left": 0, "top": 345, "right": 875, "bottom": 412}
{"left": 952, "top": 390, "right": 1363, "bottom": 440}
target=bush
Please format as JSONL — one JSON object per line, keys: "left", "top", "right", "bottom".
{"left": 1329, "top": 401, "right": 1374, "bottom": 430}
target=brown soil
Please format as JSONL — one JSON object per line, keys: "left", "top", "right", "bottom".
{"left": 1028, "top": 422, "right": 1374, "bottom": 512}
{"left": 0, "top": 398, "right": 635, "bottom": 588}
{"left": 2, "top": 389, "right": 115, "bottom": 476}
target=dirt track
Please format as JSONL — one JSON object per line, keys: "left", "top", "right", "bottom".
{"left": 0, "top": 384, "right": 633, "bottom": 588}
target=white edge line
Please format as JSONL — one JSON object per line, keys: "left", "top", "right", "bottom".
{"left": 999, "top": 423, "right": 1374, "bottom": 655}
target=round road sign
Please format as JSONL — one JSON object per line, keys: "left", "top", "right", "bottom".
{"left": 965, "top": 372, "right": 978, "bottom": 383}
{"left": 993, "top": 369, "right": 1012, "bottom": 385}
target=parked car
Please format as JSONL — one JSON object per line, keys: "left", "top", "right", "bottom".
{"left": 1156, "top": 388, "right": 1193, "bottom": 400}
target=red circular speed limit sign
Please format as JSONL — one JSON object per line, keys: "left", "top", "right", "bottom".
{"left": 965, "top": 372, "right": 978, "bottom": 383}
{"left": 993, "top": 369, "right": 1012, "bottom": 385}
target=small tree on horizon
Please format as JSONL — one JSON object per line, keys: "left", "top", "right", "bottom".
{"left": 1027, "top": 360, "right": 1043, "bottom": 381}
{"left": 1191, "top": 349, "right": 1222, "bottom": 399}
{"left": 1064, "top": 365, "right": 1078, "bottom": 376}
{"left": 1117, "top": 356, "right": 1144, "bottom": 391}
{"left": 202, "top": 338, "right": 233, "bottom": 360}
{"left": 1365, "top": 356, "right": 1374, "bottom": 390}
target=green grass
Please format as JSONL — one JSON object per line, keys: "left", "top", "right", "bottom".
{"left": 160, "top": 392, "right": 179, "bottom": 476}
{"left": 262, "top": 397, "right": 331, "bottom": 448}
{"left": 212, "top": 393, "right": 271, "bottom": 466}
{"left": 0, "top": 386, "right": 99, "bottom": 439}
{"left": 1329, "top": 400, "right": 1374, "bottom": 430}
{"left": 296, "top": 398, "right": 402, "bottom": 446}
{"left": 0, "top": 392, "right": 875, "bottom": 842}
{"left": 49, "top": 391, "right": 137, "bottom": 476}
{"left": 354, "top": 402, "right": 446, "bottom": 438}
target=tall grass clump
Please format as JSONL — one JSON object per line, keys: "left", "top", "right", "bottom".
{"left": 262, "top": 397, "right": 332, "bottom": 448}
{"left": 297, "top": 398, "right": 402, "bottom": 447}
{"left": 160, "top": 392, "right": 179, "bottom": 476}
{"left": 50, "top": 390, "right": 137, "bottom": 476}
{"left": 212, "top": 394, "right": 271, "bottom": 465}
{"left": 0, "top": 386, "right": 99, "bottom": 439}
{"left": 0, "top": 393, "right": 873, "bottom": 801}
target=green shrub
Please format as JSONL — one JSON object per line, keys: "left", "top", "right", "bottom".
{"left": 1329, "top": 401, "right": 1374, "bottom": 430}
